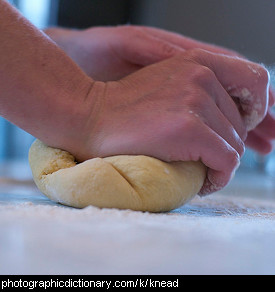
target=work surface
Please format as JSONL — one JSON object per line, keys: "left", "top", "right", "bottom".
{"left": 1, "top": 161, "right": 275, "bottom": 275}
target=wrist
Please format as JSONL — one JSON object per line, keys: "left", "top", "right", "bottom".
{"left": 0, "top": 1, "right": 102, "bottom": 161}
{"left": 57, "top": 80, "right": 107, "bottom": 162}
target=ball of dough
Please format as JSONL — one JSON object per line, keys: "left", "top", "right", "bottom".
{"left": 28, "top": 140, "right": 206, "bottom": 212}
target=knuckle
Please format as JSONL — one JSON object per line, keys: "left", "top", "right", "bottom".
{"left": 236, "top": 139, "right": 245, "bottom": 158}
{"left": 224, "top": 148, "right": 241, "bottom": 171}
{"left": 230, "top": 127, "right": 246, "bottom": 157}
{"left": 239, "top": 140, "right": 246, "bottom": 157}
{"left": 250, "top": 64, "right": 270, "bottom": 90}
{"left": 179, "top": 115, "right": 202, "bottom": 141}
{"left": 186, "top": 90, "right": 210, "bottom": 112}
{"left": 185, "top": 48, "right": 207, "bottom": 60}
{"left": 258, "top": 65, "right": 270, "bottom": 84}
{"left": 169, "top": 114, "right": 199, "bottom": 139}
{"left": 238, "top": 126, "right": 248, "bottom": 142}
{"left": 160, "top": 42, "right": 177, "bottom": 57}
{"left": 189, "top": 65, "right": 216, "bottom": 86}
{"left": 182, "top": 113, "right": 199, "bottom": 129}
{"left": 122, "top": 25, "right": 144, "bottom": 39}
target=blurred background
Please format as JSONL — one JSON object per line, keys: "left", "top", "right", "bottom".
{"left": 4, "top": 0, "right": 275, "bottom": 174}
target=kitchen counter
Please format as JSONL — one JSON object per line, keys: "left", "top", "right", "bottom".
{"left": 1, "top": 160, "right": 275, "bottom": 275}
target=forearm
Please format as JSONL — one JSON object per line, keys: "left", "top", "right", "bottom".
{"left": 0, "top": 1, "right": 93, "bottom": 150}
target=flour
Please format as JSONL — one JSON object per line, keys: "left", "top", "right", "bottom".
{"left": 2, "top": 175, "right": 275, "bottom": 275}
{"left": 188, "top": 110, "right": 200, "bottom": 119}
{"left": 248, "top": 64, "right": 261, "bottom": 77}
{"left": 238, "top": 88, "right": 264, "bottom": 130}
{"left": 226, "top": 85, "right": 264, "bottom": 131}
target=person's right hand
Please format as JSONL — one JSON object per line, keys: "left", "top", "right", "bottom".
{"left": 72, "top": 49, "right": 269, "bottom": 195}
{"left": 46, "top": 25, "right": 275, "bottom": 157}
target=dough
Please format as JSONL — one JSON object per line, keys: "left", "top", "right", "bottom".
{"left": 28, "top": 140, "right": 206, "bottom": 212}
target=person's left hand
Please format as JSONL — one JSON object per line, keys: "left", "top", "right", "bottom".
{"left": 45, "top": 25, "right": 186, "bottom": 81}
{"left": 44, "top": 25, "right": 257, "bottom": 81}
{"left": 45, "top": 25, "right": 275, "bottom": 155}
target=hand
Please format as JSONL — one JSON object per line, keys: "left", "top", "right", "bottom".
{"left": 245, "top": 110, "right": 275, "bottom": 154}
{"left": 46, "top": 25, "right": 275, "bottom": 155}
{"left": 75, "top": 49, "right": 269, "bottom": 195}
{"left": 45, "top": 25, "right": 242, "bottom": 82}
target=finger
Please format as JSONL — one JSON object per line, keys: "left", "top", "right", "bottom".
{"left": 245, "top": 131, "right": 273, "bottom": 154}
{"left": 117, "top": 26, "right": 185, "bottom": 66}
{"left": 143, "top": 26, "right": 273, "bottom": 116}
{"left": 198, "top": 102, "right": 245, "bottom": 158}
{"left": 245, "top": 110, "right": 275, "bottom": 154}
{"left": 141, "top": 26, "right": 243, "bottom": 57}
{"left": 197, "top": 67, "right": 247, "bottom": 141}
{"left": 188, "top": 88, "right": 245, "bottom": 157}
{"left": 252, "top": 110, "right": 275, "bottom": 140}
{"left": 190, "top": 123, "right": 241, "bottom": 195}
{"left": 269, "top": 87, "right": 275, "bottom": 106}
{"left": 187, "top": 49, "right": 270, "bottom": 131}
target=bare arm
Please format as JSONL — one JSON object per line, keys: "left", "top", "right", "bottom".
{"left": 0, "top": 0, "right": 95, "bottom": 153}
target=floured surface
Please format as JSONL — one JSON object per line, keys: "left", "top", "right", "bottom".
{"left": 1, "top": 163, "right": 275, "bottom": 275}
